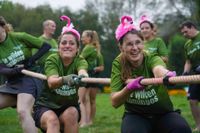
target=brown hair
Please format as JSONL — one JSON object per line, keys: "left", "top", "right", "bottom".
{"left": 0, "top": 16, "right": 12, "bottom": 32}
{"left": 83, "top": 30, "right": 101, "bottom": 54}
{"left": 58, "top": 32, "right": 80, "bottom": 47}
{"left": 119, "top": 30, "right": 144, "bottom": 81}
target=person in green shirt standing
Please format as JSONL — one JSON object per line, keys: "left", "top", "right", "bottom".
{"left": 0, "top": 16, "right": 51, "bottom": 133}
{"left": 139, "top": 15, "right": 168, "bottom": 63}
{"left": 111, "top": 15, "right": 191, "bottom": 133}
{"left": 32, "top": 19, "right": 58, "bottom": 67}
{"left": 79, "top": 30, "right": 102, "bottom": 127}
{"left": 180, "top": 21, "right": 200, "bottom": 132}
{"left": 33, "top": 15, "right": 88, "bottom": 133}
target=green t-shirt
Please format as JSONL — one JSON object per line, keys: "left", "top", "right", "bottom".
{"left": 32, "top": 36, "right": 58, "bottom": 66}
{"left": 111, "top": 53, "right": 173, "bottom": 115}
{"left": 184, "top": 32, "right": 200, "bottom": 70}
{"left": 144, "top": 37, "right": 168, "bottom": 57}
{"left": 35, "top": 53, "right": 88, "bottom": 109}
{"left": 80, "top": 44, "right": 98, "bottom": 70}
{"left": 0, "top": 32, "right": 43, "bottom": 67}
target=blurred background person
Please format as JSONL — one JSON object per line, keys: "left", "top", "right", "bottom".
{"left": 139, "top": 15, "right": 168, "bottom": 63}
{"left": 180, "top": 21, "right": 200, "bottom": 132}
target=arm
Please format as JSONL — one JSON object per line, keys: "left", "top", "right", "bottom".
{"left": 24, "top": 42, "right": 51, "bottom": 68}
{"left": 94, "top": 65, "right": 104, "bottom": 72}
{"left": 111, "top": 87, "right": 132, "bottom": 108}
{"left": 47, "top": 75, "right": 63, "bottom": 89}
{"left": 78, "top": 69, "right": 88, "bottom": 77}
{"left": 152, "top": 65, "right": 169, "bottom": 78}
{"left": 0, "top": 64, "right": 23, "bottom": 77}
{"left": 183, "top": 59, "right": 191, "bottom": 73}
{"left": 160, "top": 56, "right": 168, "bottom": 63}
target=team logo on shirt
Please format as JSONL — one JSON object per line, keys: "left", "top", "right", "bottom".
{"left": 127, "top": 87, "right": 158, "bottom": 105}
{"left": 54, "top": 85, "right": 76, "bottom": 96}
{"left": 1, "top": 50, "right": 24, "bottom": 67}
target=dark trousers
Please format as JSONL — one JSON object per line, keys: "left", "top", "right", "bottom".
{"left": 121, "top": 112, "right": 191, "bottom": 133}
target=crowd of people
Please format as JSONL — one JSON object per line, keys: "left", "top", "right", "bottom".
{"left": 0, "top": 14, "right": 199, "bottom": 133}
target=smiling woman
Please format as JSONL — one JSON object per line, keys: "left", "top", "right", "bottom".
{"left": 110, "top": 15, "right": 192, "bottom": 133}
{"left": 9, "top": 0, "right": 85, "bottom": 11}
{"left": 32, "top": 15, "right": 88, "bottom": 133}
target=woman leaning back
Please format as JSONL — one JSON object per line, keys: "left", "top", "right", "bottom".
{"left": 110, "top": 15, "right": 191, "bottom": 133}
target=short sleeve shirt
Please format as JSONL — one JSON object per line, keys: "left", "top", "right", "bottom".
{"left": 144, "top": 37, "right": 168, "bottom": 57}
{"left": 111, "top": 53, "right": 173, "bottom": 115}
{"left": 81, "top": 44, "right": 98, "bottom": 70}
{"left": 35, "top": 53, "right": 88, "bottom": 109}
{"left": 0, "top": 32, "right": 43, "bottom": 67}
{"left": 184, "top": 32, "right": 200, "bottom": 70}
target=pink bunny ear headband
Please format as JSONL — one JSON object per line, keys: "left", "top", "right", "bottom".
{"left": 139, "top": 15, "right": 152, "bottom": 26}
{"left": 60, "top": 15, "right": 80, "bottom": 40}
{"left": 115, "top": 15, "right": 137, "bottom": 41}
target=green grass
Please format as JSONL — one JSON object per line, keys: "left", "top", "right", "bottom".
{"left": 0, "top": 93, "right": 196, "bottom": 133}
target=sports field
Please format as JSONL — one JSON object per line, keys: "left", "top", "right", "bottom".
{"left": 0, "top": 93, "right": 197, "bottom": 133}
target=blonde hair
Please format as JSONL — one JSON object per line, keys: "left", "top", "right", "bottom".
{"left": 83, "top": 30, "right": 101, "bottom": 54}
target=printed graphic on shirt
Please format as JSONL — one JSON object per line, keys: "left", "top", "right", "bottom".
{"left": 1, "top": 45, "right": 24, "bottom": 67}
{"left": 127, "top": 86, "right": 159, "bottom": 105}
{"left": 54, "top": 85, "right": 76, "bottom": 96}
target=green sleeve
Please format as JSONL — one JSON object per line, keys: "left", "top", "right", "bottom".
{"left": 76, "top": 56, "right": 88, "bottom": 71}
{"left": 184, "top": 40, "right": 191, "bottom": 59}
{"left": 44, "top": 55, "right": 59, "bottom": 77}
{"left": 157, "top": 38, "right": 168, "bottom": 56}
{"left": 149, "top": 55, "right": 166, "bottom": 69}
{"left": 81, "top": 45, "right": 95, "bottom": 58}
{"left": 15, "top": 32, "right": 43, "bottom": 48}
{"left": 111, "top": 57, "right": 124, "bottom": 92}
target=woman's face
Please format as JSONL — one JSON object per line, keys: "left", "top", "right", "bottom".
{"left": 0, "top": 26, "right": 6, "bottom": 42}
{"left": 59, "top": 34, "right": 79, "bottom": 59}
{"left": 140, "top": 22, "right": 154, "bottom": 38}
{"left": 81, "top": 32, "right": 91, "bottom": 45}
{"left": 120, "top": 33, "right": 144, "bottom": 63}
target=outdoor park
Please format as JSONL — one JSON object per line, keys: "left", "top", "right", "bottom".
{"left": 0, "top": 92, "right": 197, "bottom": 133}
{"left": 0, "top": 0, "right": 200, "bottom": 133}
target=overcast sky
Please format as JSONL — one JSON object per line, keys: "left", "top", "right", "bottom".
{"left": 9, "top": 0, "right": 86, "bottom": 11}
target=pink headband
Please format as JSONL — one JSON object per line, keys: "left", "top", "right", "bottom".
{"left": 115, "top": 15, "right": 136, "bottom": 41}
{"left": 60, "top": 15, "right": 80, "bottom": 40}
{"left": 139, "top": 15, "right": 152, "bottom": 26}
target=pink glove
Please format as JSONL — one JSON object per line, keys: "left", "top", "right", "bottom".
{"left": 126, "top": 76, "right": 144, "bottom": 90}
{"left": 165, "top": 71, "right": 176, "bottom": 77}
{"left": 163, "top": 71, "right": 176, "bottom": 86}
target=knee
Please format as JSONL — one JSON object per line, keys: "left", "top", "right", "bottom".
{"left": 62, "top": 107, "right": 78, "bottom": 125}
{"left": 17, "top": 109, "right": 29, "bottom": 121}
{"left": 47, "top": 116, "right": 60, "bottom": 128}
{"left": 90, "top": 97, "right": 96, "bottom": 105}
{"left": 79, "top": 96, "right": 87, "bottom": 104}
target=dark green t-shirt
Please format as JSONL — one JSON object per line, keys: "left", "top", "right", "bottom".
{"left": 0, "top": 32, "right": 43, "bottom": 67}
{"left": 35, "top": 53, "right": 88, "bottom": 109}
{"left": 32, "top": 36, "right": 58, "bottom": 66}
{"left": 111, "top": 53, "right": 173, "bottom": 115}
{"left": 81, "top": 44, "right": 98, "bottom": 70}
{"left": 184, "top": 32, "right": 200, "bottom": 70}
{"left": 144, "top": 37, "right": 168, "bottom": 57}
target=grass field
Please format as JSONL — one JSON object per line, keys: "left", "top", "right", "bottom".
{"left": 0, "top": 93, "right": 197, "bottom": 133}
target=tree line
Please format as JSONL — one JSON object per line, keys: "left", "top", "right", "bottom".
{"left": 0, "top": 0, "right": 199, "bottom": 86}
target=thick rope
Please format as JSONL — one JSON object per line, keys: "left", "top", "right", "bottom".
{"left": 22, "top": 69, "right": 200, "bottom": 85}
